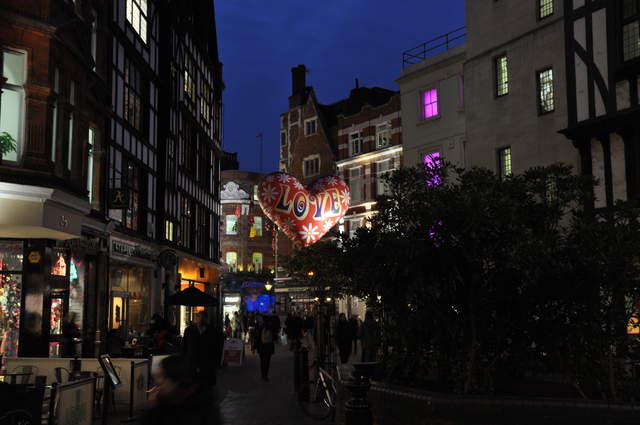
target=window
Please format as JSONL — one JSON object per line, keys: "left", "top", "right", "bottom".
{"left": 124, "top": 162, "right": 141, "bottom": 230}
{"left": 0, "top": 50, "right": 26, "bottom": 163}
{"left": 424, "top": 152, "right": 442, "bottom": 186}
{"left": 200, "top": 80, "right": 211, "bottom": 120}
{"left": 622, "top": 0, "right": 640, "bottom": 61}
{"left": 87, "top": 127, "right": 96, "bottom": 203}
{"left": 165, "top": 220, "right": 174, "bottom": 241}
{"left": 537, "top": 68, "right": 555, "bottom": 114}
{"left": 376, "top": 122, "right": 391, "bottom": 148}
{"left": 538, "top": 0, "right": 553, "bottom": 19}
{"left": 377, "top": 159, "right": 394, "bottom": 196}
{"left": 184, "top": 56, "right": 196, "bottom": 101}
{"left": 181, "top": 199, "right": 192, "bottom": 248}
{"left": 422, "top": 88, "right": 439, "bottom": 119}
{"left": 349, "top": 167, "right": 362, "bottom": 202}
{"left": 124, "top": 58, "right": 144, "bottom": 131}
{"left": 125, "top": 0, "right": 148, "bottom": 43}
{"left": 280, "top": 131, "right": 287, "bottom": 146}
{"left": 67, "top": 81, "right": 76, "bottom": 170}
{"left": 303, "top": 156, "right": 320, "bottom": 177}
{"left": 253, "top": 185, "right": 259, "bottom": 201}
{"left": 495, "top": 55, "right": 509, "bottom": 96}
{"left": 226, "top": 215, "right": 238, "bottom": 235}
{"left": 51, "top": 68, "right": 59, "bottom": 162}
{"left": 226, "top": 252, "right": 238, "bottom": 272}
{"left": 252, "top": 216, "right": 263, "bottom": 237}
{"left": 498, "top": 147, "right": 512, "bottom": 180}
{"left": 349, "top": 132, "right": 362, "bottom": 156}
{"left": 252, "top": 253, "right": 263, "bottom": 273}
{"left": 348, "top": 218, "right": 363, "bottom": 239}
{"left": 305, "top": 119, "right": 317, "bottom": 136}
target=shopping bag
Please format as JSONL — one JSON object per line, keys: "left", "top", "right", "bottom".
{"left": 280, "top": 331, "right": 288, "bottom": 346}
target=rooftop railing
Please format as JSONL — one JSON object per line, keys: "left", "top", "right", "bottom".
{"left": 402, "top": 26, "right": 466, "bottom": 68}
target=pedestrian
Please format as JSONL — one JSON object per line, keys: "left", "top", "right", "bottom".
{"left": 224, "top": 313, "right": 231, "bottom": 338}
{"left": 284, "top": 313, "right": 300, "bottom": 351}
{"left": 231, "top": 312, "right": 239, "bottom": 339}
{"left": 361, "top": 311, "right": 380, "bottom": 363}
{"left": 336, "top": 313, "right": 352, "bottom": 364}
{"left": 241, "top": 311, "right": 249, "bottom": 342}
{"left": 181, "top": 311, "right": 220, "bottom": 386}
{"left": 61, "top": 312, "right": 81, "bottom": 358}
{"left": 256, "top": 315, "right": 276, "bottom": 382}
{"left": 348, "top": 315, "right": 360, "bottom": 357}
{"left": 140, "top": 354, "right": 217, "bottom": 425}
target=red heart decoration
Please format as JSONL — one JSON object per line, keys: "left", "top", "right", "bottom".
{"left": 257, "top": 172, "right": 350, "bottom": 247}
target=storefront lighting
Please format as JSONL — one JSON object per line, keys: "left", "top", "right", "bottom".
{"left": 307, "top": 271, "right": 314, "bottom": 277}
{"left": 314, "top": 297, "right": 320, "bottom": 302}
{"left": 326, "top": 297, "right": 332, "bottom": 302}
{"left": 224, "top": 296, "right": 240, "bottom": 303}
{"left": 264, "top": 282, "right": 273, "bottom": 291}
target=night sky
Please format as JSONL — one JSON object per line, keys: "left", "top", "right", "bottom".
{"left": 216, "top": 1, "right": 465, "bottom": 173}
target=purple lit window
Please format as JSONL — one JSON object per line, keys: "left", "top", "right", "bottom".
{"left": 423, "top": 152, "right": 441, "bottom": 186}
{"left": 423, "top": 89, "right": 439, "bottom": 119}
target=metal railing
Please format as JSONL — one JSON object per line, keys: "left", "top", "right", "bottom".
{"left": 402, "top": 26, "right": 466, "bottom": 68}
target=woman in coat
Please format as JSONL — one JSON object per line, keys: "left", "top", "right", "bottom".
{"left": 255, "top": 315, "right": 276, "bottom": 381}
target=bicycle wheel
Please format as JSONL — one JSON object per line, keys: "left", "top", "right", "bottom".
{"left": 298, "top": 379, "right": 334, "bottom": 420}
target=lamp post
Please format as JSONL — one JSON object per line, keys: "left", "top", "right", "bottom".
{"left": 264, "top": 281, "right": 274, "bottom": 313}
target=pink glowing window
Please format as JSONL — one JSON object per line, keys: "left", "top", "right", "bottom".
{"left": 423, "top": 152, "right": 441, "bottom": 186}
{"left": 423, "top": 89, "right": 438, "bottom": 119}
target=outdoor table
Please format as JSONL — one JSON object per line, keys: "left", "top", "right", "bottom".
{"left": 0, "top": 372, "right": 32, "bottom": 384}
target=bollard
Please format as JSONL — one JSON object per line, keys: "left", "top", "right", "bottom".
{"left": 294, "top": 348, "right": 301, "bottom": 393}
{"left": 299, "top": 348, "right": 309, "bottom": 402}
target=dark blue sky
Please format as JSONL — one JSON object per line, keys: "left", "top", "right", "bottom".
{"left": 216, "top": 1, "right": 465, "bottom": 173}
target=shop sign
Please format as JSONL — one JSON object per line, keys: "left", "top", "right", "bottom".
{"left": 109, "top": 188, "right": 129, "bottom": 209}
{"left": 111, "top": 240, "right": 156, "bottom": 261}
{"left": 27, "top": 251, "right": 42, "bottom": 264}
{"left": 222, "top": 338, "right": 244, "bottom": 367}
{"left": 224, "top": 296, "right": 240, "bottom": 303}
{"left": 64, "top": 238, "right": 102, "bottom": 254}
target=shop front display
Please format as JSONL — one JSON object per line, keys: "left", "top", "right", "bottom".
{"left": 109, "top": 265, "right": 151, "bottom": 340}
{"left": 0, "top": 241, "right": 23, "bottom": 358}
{"left": 176, "top": 257, "right": 220, "bottom": 335}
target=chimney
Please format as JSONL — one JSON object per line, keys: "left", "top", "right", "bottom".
{"left": 291, "top": 64, "right": 307, "bottom": 96}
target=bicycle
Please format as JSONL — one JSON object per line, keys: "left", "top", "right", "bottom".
{"left": 299, "top": 360, "right": 338, "bottom": 421}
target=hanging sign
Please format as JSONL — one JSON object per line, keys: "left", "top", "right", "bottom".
{"left": 257, "top": 172, "right": 350, "bottom": 247}
{"left": 28, "top": 251, "right": 42, "bottom": 264}
{"left": 109, "top": 188, "right": 129, "bottom": 209}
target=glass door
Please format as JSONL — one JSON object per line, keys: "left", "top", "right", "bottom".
{"left": 48, "top": 291, "right": 69, "bottom": 357}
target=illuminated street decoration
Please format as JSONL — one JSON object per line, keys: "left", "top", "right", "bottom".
{"left": 257, "top": 172, "right": 350, "bottom": 247}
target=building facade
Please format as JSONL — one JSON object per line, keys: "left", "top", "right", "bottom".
{"left": 0, "top": 0, "right": 111, "bottom": 357}
{"left": 464, "top": 0, "right": 580, "bottom": 176}
{"left": 561, "top": 0, "right": 640, "bottom": 208}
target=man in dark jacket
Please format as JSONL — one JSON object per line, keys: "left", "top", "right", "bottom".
{"left": 181, "top": 311, "right": 220, "bottom": 386}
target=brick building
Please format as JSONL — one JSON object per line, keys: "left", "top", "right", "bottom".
{"left": 220, "top": 169, "right": 275, "bottom": 274}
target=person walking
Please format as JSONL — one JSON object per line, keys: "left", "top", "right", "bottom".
{"left": 336, "top": 313, "right": 352, "bottom": 365}
{"left": 361, "top": 311, "right": 380, "bottom": 362}
{"left": 256, "top": 315, "right": 276, "bottom": 381}
{"left": 348, "top": 315, "right": 360, "bottom": 358}
{"left": 231, "top": 312, "right": 239, "bottom": 339}
{"left": 181, "top": 311, "right": 220, "bottom": 386}
{"left": 140, "top": 354, "right": 217, "bottom": 425}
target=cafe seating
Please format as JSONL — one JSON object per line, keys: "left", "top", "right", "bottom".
{"left": 10, "top": 365, "right": 37, "bottom": 385}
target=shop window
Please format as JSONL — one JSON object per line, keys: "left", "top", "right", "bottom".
{"left": 51, "top": 250, "right": 67, "bottom": 277}
{"left": 0, "top": 241, "right": 23, "bottom": 358}
{"left": 226, "top": 252, "right": 238, "bottom": 272}
{"left": 109, "top": 266, "right": 149, "bottom": 338}
{"left": 252, "top": 253, "right": 263, "bottom": 273}
{"left": 125, "top": 0, "right": 148, "bottom": 43}
{"left": 1, "top": 50, "right": 26, "bottom": 163}
{"left": 226, "top": 215, "right": 238, "bottom": 235}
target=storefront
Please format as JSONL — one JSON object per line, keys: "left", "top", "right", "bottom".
{"left": 108, "top": 236, "right": 159, "bottom": 353}
{"left": 176, "top": 256, "right": 220, "bottom": 335}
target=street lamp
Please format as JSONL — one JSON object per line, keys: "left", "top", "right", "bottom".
{"left": 307, "top": 271, "right": 314, "bottom": 277}
{"left": 264, "top": 282, "right": 273, "bottom": 291}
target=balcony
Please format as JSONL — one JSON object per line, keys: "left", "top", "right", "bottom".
{"left": 402, "top": 27, "right": 466, "bottom": 68}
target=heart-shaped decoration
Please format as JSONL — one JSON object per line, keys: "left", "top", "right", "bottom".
{"left": 257, "top": 172, "right": 350, "bottom": 247}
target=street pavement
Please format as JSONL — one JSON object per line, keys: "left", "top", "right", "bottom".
{"left": 215, "top": 344, "right": 326, "bottom": 425}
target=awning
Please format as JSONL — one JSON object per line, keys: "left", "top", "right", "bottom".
{"left": 0, "top": 182, "right": 90, "bottom": 240}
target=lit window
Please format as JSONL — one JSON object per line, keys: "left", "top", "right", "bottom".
{"left": 496, "top": 55, "right": 509, "bottom": 96}
{"left": 252, "top": 252, "right": 263, "bottom": 273}
{"left": 303, "top": 157, "right": 320, "bottom": 177}
{"left": 348, "top": 218, "right": 363, "bottom": 239}
{"left": 349, "top": 167, "right": 362, "bottom": 202}
{"left": 252, "top": 216, "right": 263, "bottom": 237}
{"left": 67, "top": 81, "right": 76, "bottom": 170}
{"left": 0, "top": 50, "right": 26, "bottom": 163}
{"left": 51, "top": 68, "right": 59, "bottom": 162}
{"left": 422, "top": 88, "right": 438, "bottom": 119}
{"left": 376, "top": 123, "right": 391, "bottom": 148}
{"left": 537, "top": 68, "right": 555, "bottom": 114}
{"left": 376, "top": 159, "right": 394, "bottom": 196}
{"left": 622, "top": 1, "right": 640, "bottom": 62}
{"left": 200, "top": 80, "right": 211, "bottom": 120}
{"left": 226, "top": 215, "right": 238, "bottom": 235}
{"left": 349, "top": 132, "right": 362, "bottom": 156}
{"left": 305, "top": 119, "right": 317, "bottom": 136}
{"left": 253, "top": 185, "right": 259, "bottom": 201}
{"left": 87, "top": 127, "right": 96, "bottom": 204}
{"left": 91, "top": 10, "right": 98, "bottom": 70}
{"left": 165, "top": 220, "right": 174, "bottom": 241}
{"left": 184, "top": 57, "right": 196, "bottom": 101}
{"left": 498, "top": 147, "right": 512, "bottom": 180}
{"left": 125, "top": 0, "right": 148, "bottom": 43}
{"left": 226, "top": 251, "right": 238, "bottom": 272}
{"left": 539, "top": 0, "right": 553, "bottom": 19}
